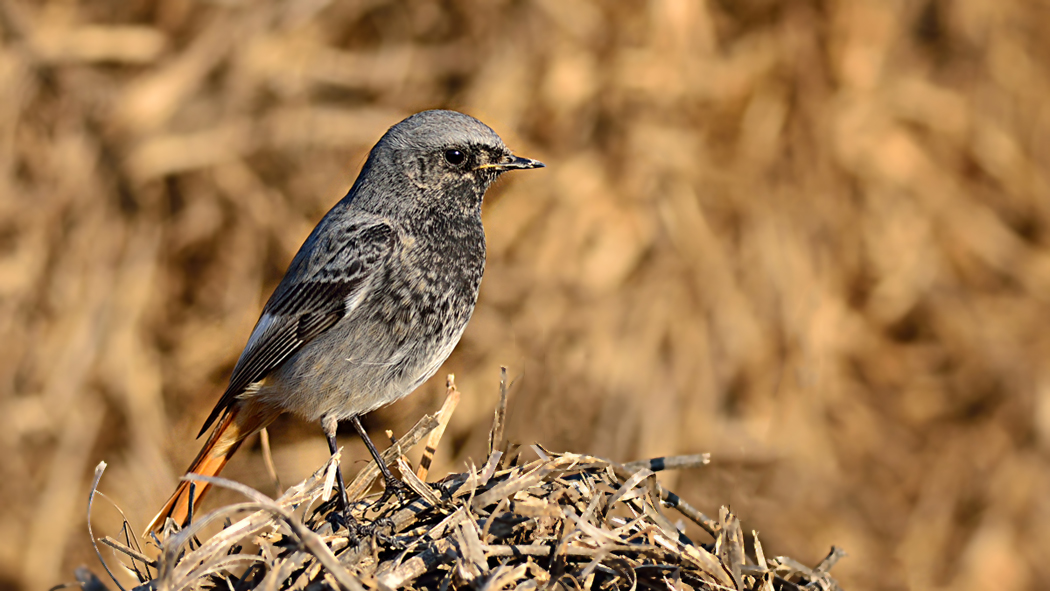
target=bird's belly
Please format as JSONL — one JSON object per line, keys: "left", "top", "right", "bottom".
{"left": 254, "top": 304, "right": 472, "bottom": 422}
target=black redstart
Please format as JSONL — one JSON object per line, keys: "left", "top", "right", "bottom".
{"left": 148, "top": 110, "right": 543, "bottom": 533}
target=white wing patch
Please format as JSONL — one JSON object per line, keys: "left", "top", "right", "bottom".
{"left": 344, "top": 286, "right": 369, "bottom": 317}
{"left": 239, "top": 286, "right": 364, "bottom": 372}
{"left": 241, "top": 312, "right": 277, "bottom": 361}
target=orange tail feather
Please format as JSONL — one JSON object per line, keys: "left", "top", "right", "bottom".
{"left": 146, "top": 404, "right": 273, "bottom": 535}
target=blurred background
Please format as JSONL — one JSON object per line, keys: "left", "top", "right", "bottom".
{"left": 1, "top": 0, "right": 1049, "bottom": 589}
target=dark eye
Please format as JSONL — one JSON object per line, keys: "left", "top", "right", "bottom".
{"left": 444, "top": 149, "right": 466, "bottom": 166}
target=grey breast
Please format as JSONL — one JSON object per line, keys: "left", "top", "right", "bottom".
{"left": 263, "top": 209, "right": 485, "bottom": 422}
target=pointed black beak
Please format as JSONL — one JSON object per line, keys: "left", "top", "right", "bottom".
{"left": 478, "top": 155, "right": 545, "bottom": 172}
{"left": 502, "top": 155, "right": 545, "bottom": 170}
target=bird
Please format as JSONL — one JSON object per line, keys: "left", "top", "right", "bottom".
{"left": 146, "top": 110, "right": 543, "bottom": 534}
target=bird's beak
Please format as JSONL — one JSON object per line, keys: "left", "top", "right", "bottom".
{"left": 477, "top": 155, "right": 545, "bottom": 172}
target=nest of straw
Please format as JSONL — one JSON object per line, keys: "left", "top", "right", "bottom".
{"left": 81, "top": 377, "right": 845, "bottom": 591}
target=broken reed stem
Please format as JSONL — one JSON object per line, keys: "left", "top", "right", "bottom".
{"left": 624, "top": 454, "right": 710, "bottom": 473}
{"left": 488, "top": 366, "right": 508, "bottom": 457}
{"left": 608, "top": 459, "right": 720, "bottom": 537}
{"left": 99, "top": 538, "right": 157, "bottom": 569}
{"left": 417, "top": 375, "right": 460, "bottom": 482}
{"left": 87, "top": 462, "right": 127, "bottom": 591}
{"left": 815, "top": 546, "right": 848, "bottom": 574}
{"left": 259, "top": 427, "right": 282, "bottom": 496}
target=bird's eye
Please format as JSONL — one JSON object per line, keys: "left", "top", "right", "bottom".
{"left": 444, "top": 149, "right": 466, "bottom": 166}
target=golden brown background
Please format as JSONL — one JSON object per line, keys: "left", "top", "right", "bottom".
{"left": 2, "top": 0, "right": 1048, "bottom": 589}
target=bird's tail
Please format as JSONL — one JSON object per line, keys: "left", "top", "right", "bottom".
{"left": 146, "top": 403, "right": 274, "bottom": 536}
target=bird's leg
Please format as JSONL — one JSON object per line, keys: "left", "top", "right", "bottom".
{"left": 349, "top": 415, "right": 412, "bottom": 507}
{"left": 321, "top": 416, "right": 353, "bottom": 527}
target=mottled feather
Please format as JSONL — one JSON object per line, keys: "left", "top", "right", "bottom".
{"left": 199, "top": 222, "right": 396, "bottom": 435}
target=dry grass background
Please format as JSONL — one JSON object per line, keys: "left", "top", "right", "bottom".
{"left": 1, "top": 0, "right": 1048, "bottom": 589}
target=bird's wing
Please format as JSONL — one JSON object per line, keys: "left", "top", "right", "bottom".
{"left": 198, "top": 219, "right": 396, "bottom": 436}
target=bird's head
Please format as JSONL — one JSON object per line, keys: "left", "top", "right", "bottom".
{"left": 360, "top": 110, "right": 543, "bottom": 213}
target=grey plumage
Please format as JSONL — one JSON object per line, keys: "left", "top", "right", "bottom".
{"left": 148, "top": 110, "right": 541, "bottom": 534}
{"left": 201, "top": 109, "right": 543, "bottom": 434}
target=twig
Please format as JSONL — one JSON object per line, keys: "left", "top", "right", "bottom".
{"left": 87, "top": 462, "right": 126, "bottom": 591}
{"left": 481, "top": 543, "right": 661, "bottom": 558}
{"left": 396, "top": 456, "right": 443, "bottom": 506}
{"left": 814, "top": 546, "right": 848, "bottom": 574}
{"left": 417, "top": 375, "right": 460, "bottom": 482}
{"left": 259, "top": 427, "right": 283, "bottom": 496}
{"left": 182, "top": 473, "right": 365, "bottom": 591}
{"left": 488, "top": 366, "right": 509, "bottom": 457}
{"left": 376, "top": 539, "right": 455, "bottom": 589}
{"left": 90, "top": 490, "right": 150, "bottom": 580}
{"left": 99, "top": 537, "right": 158, "bottom": 569}
{"left": 623, "top": 454, "right": 710, "bottom": 473}
{"left": 606, "top": 460, "right": 720, "bottom": 537}
{"left": 471, "top": 456, "right": 570, "bottom": 510}
{"left": 753, "top": 530, "right": 767, "bottom": 569}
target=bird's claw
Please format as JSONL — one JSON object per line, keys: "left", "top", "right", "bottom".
{"left": 374, "top": 478, "right": 413, "bottom": 510}
{"left": 346, "top": 515, "right": 397, "bottom": 541}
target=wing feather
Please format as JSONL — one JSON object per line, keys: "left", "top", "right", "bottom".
{"left": 198, "top": 221, "right": 395, "bottom": 436}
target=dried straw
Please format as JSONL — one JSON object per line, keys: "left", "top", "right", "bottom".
{"left": 82, "top": 377, "right": 845, "bottom": 591}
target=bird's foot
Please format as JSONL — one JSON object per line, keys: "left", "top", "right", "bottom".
{"left": 374, "top": 477, "right": 413, "bottom": 510}
{"left": 360, "top": 516, "right": 397, "bottom": 542}
{"left": 335, "top": 514, "right": 396, "bottom": 542}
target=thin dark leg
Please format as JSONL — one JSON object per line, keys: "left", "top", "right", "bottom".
{"left": 349, "top": 415, "right": 410, "bottom": 504}
{"left": 186, "top": 482, "right": 196, "bottom": 527}
{"left": 321, "top": 416, "right": 351, "bottom": 523}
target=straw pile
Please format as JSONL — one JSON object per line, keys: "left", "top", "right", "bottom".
{"left": 81, "top": 379, "right": 845, "bottom": 591}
